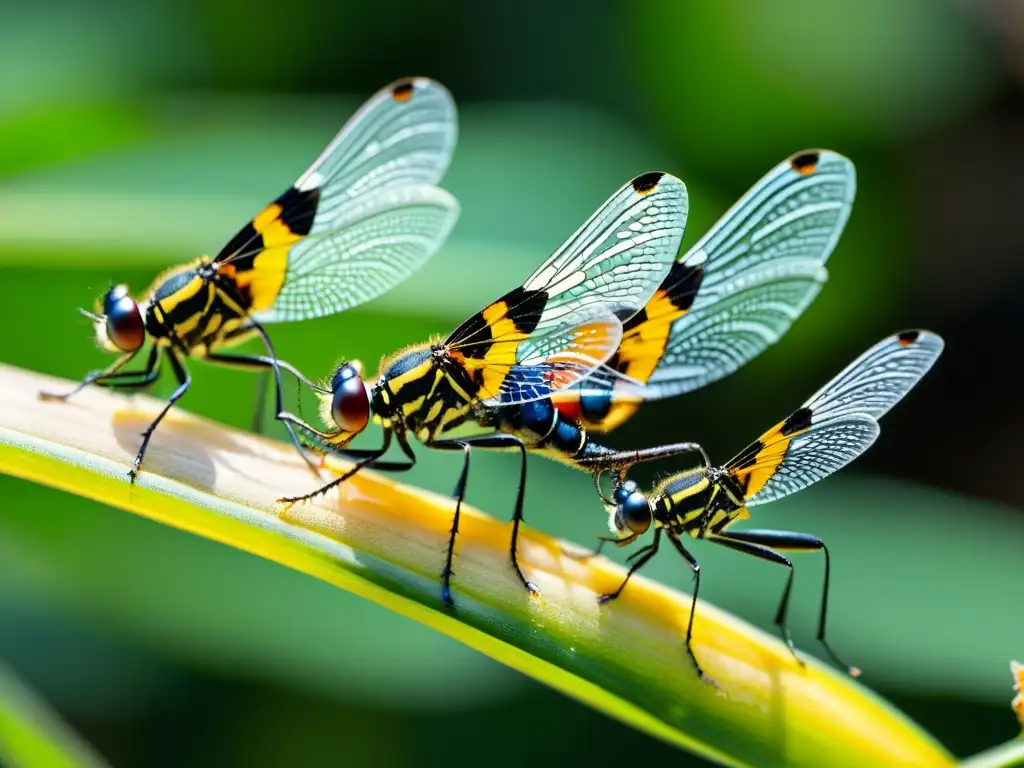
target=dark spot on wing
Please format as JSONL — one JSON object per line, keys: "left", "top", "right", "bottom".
{"left": 781, "top": 406, "right": 813, "bottom": 435}
{"left": 214, "top": 222, "right": 261, "bottom": 265}
{"left": 392, "top": 80, "right": 415, "bottom": 102}
{"left": 445, "top": 287, "right": 547, "bottom": 357}
{"left": 897, "top": 330, "right": 920, "bottom": 347}
{"left": 663, "top": 261, "right": 704, "bottom": 312}
{"left": 632, "top": 172, "right": 665, "bottom": 195}
{"left": 274, "top": 186, "right": 320, "bottom": 236}
{"left": 789, "top": 151, "right": 820, "bottom": 175}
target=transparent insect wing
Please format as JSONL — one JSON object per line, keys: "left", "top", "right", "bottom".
{"left": 294, "top": 77, "right": 458, "bottom": 199}
{"left": 442, "top": 172, "right": 686, "bottom": 407}
{"left": 621, "top": 150, "right": 856, "bottom": 401}
{"left": 521, "top": 171, "right": 688, "bottom": 327}
{"left": 800, "top": 330, "right": 945, "bottom": 423}
{"left": 727, "top": 330, "right": 944, "bottom": 507}
{"left": 257, "top": 185, "right": 459, "bottom": 322}
{"left": 213, "top": 77, "right": 460, "bottom": 324}
{"left": 732, "top": 416, "right": 881, "bottom": 506}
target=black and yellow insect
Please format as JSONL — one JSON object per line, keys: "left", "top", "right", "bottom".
{"left": 469, "top": 149, "right": 857, "bottom": 486}
{"left": 40, "top": 77, "right": 459, "bottom": 481}
{"left": 595, "top": 330, "right": 944, "bottom": 680}
{"left": 280, "top": 170, "right": 692, "bottom": 605}
{"left": 545, "top": 149, "right": 856, "bottom": 434}
{"left": 287, "top": 151, "right": 857, "bottom": 605}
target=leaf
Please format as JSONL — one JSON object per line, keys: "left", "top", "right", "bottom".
{"left": 0, "top": 363, "right": 955, "bottom": 768}
{"left": 0, "top": 662, "right": 111, "bottom": 768}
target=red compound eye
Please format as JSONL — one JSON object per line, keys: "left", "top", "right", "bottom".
{"left": 102, "top": 286, "right": 145, "bottom": 352}
{"left": 330, "top": 365, "right": 369, "bottom": 433}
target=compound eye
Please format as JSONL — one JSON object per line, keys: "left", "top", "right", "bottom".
{"left": 619, "top": 492, "right": 651, "bottom": 535}
{"left": 330, "top": 367, "right": 369, "bottom": 433}
{"left": 613, "top": 480, "right": 639, "bottom": 505}
{"left": 103, "top": 287, "right": 145, "bottom": 352}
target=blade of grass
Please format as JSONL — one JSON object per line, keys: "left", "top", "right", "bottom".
{"left": 960, "top": 739, "right": 1024, "bottom": 768}
{"left": 0, "top": 363, "right": 955, "bottom": 768}
{"left": 0, "top": 662, "right": 111, "bottom": 768}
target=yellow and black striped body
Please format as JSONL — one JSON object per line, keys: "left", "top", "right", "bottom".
{"left": 144, "top": 262, "right": 252, "bottom": 352}
{"left": 142, "top": 185, "right": 319, "bottom": 354}
{"left": 366, "top": 287, "right": 552, "bottom": 444}
{"left": 368, "top": 345, "right": 478, "bottom": 444}
{"left": 652, "top": 467, "right": 750, "bottom": 539}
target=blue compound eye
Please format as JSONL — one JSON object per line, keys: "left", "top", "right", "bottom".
{"left": 618, "top": 491, "right": 651, "bottom": 534}
{"left": 613, "top": 479, "right": 639, "bottom": 505}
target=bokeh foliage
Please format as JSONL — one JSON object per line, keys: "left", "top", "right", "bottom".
{"left": 1, "top": 0, "right": 1022, "bottom": 766}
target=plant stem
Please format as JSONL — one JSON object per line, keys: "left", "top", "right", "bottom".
{"left": 961, "top": 738, "right": 1024, "bottom": 768}
{"left": 0, "top": 363, "right": 958, "bottom": 768}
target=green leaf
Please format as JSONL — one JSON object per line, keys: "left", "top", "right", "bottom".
{"left": 0, "top": 662, "right": 111, "bottom": 768}
{"left": 0, "top": 363, "right": 956, "bottom": 768}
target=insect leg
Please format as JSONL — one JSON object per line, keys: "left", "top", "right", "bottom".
{"left": 251, "top": 371, "right": 269, "bottom": 433}
{"left": 275, "top": 412, "right": 414, "bottom": 473}
{"left": 231, "top": 321, "right": 322, "bottom": 474}
{"left": 426, "top": 439, "right": 474, "bottom": 608}
{"left": 325, "top": 448, "right": 416, "bottom": 471}
{"left": 433, "top": 433, "right": 539, "bottom": 595}
{"left": 597, "top": 528, "right": 661, "bottom": 603}
{"left": 204, "top": 350, "right": 323, "bottom": 447}
{"left": 563, "top": 531, "right": 640, "bottom": 561}
{"left": 666, "top": 533, "right": 711, "bottom": 681}
{"left": 277, "top": 411, "right": 332, "bottom": 440}
{"left": 277, "top": 428, "right": 414, "bottom": 505}
{"left": 204, "top": 351, "right": 326, "bottom": 393}
{"left": 39, "top": 347, "right": 157, "bottom": 401}
{"left": 705, "top": 531, "right": 803, "bottom": 665}
{"left": 712, "top": 529, "right": 857, "bottom": 676}
{"left": 128, "top": 348, "right": 190, "bottom": 483}
{"left": 89, "top": 346, "right": 162, "bottom": 391}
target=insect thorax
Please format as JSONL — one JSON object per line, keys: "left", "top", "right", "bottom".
{"left": 144, "top": 262, "right": 252, "bottom": 351}
{"left": 656, "top": 468, "right": 749, "bottom": 538}
{"left": 373, "top": 345, "right": 475, "bottom": 440}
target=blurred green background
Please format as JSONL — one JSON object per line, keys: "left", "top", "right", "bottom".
{"left": 2, "top": 1, "right": 1023, "bottom": 766}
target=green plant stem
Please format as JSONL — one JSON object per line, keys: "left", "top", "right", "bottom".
{"left": 961, "top": 738, "right": 1024, "bottom": 768}
{"left": 0, "top": 363, "right": 957, "bottom": 768}
{"left": 0, "top": 663, "right": 111, "bottom": 768}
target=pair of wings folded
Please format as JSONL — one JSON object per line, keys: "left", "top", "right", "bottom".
{"left": 443, "top": 150, "right": 858, "bottom": 408}
{"left": 212, "top": 77, "right": 461, "bottom": 323}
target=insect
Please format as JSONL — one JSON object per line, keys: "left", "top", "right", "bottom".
{"left": 288, "top": 150, "right": 857, "bottom": 604}
{"left": 595, "top": 330, "right": 944, "bottom": 681}
{"left": 468, "top": 151, "right": 855, "bottom": 549}
{"left": 546, "top": 149, "right": 856, "bottom": 435}
{"left": 279, "top": 171, "right": 693, "bottom": 605}
{"left": 40, "top": 77, "right": 459, "bottom": 481}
